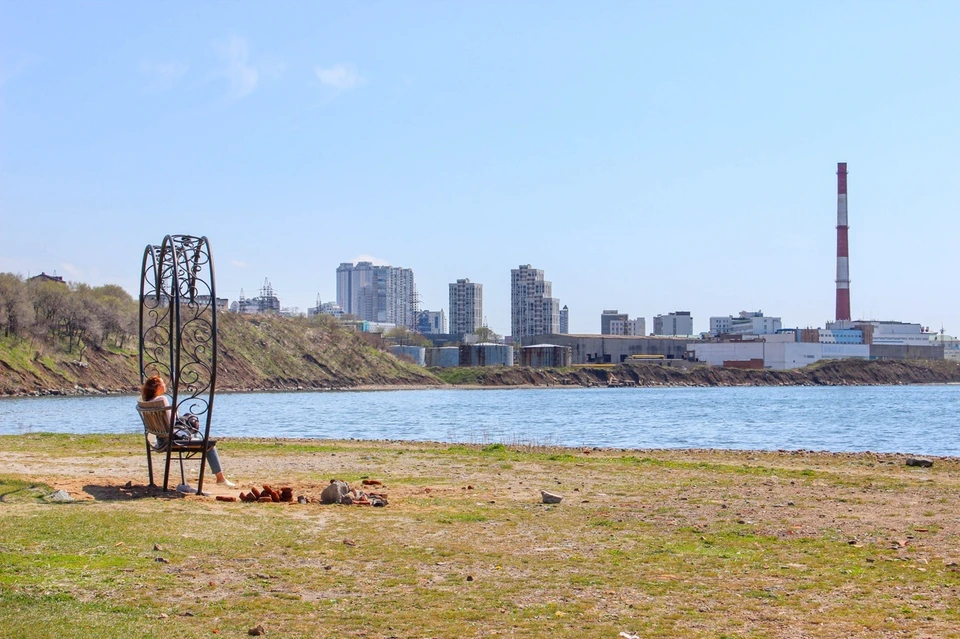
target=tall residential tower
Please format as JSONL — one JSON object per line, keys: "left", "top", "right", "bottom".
{"left": 336, "top": 261, "right": 417, "bottom": 327}
{"left": 510, "top": 265, "right": 560, "bottom": 339}
{"left": 449, "top": 278, "right": 483, "bottom": 335}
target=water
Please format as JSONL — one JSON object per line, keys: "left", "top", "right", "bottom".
{"left": 1, "top": 385, "right": 957, "bottom": 456}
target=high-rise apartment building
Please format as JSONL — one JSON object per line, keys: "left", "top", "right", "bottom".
{"left": 336, "top": 261, "right": 417, "bottom": 327}
{"left": 559, "top": 305, "right": 569, "bottom": 335}
{"left": 511, "top": 265, "right": 560, "bottom": 339}
{"left": 449, "top": 278, "right": 483, "bottom": 336}
{"left": 653, "top": 311, "right": 693, "bottom": 336}
{"left": 600, "top": 310, "right": 629, "bottom": 335}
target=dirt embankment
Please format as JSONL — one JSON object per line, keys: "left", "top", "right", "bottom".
{"left": 440, "top": 358, "right": 960, "bottom": 388}
{"left": 3, "top": 313, "right": 959, "bottom": 397}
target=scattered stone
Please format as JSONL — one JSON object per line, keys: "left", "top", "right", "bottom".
{"left": 361, "top": 479, "right": 382, "bottom": 486}
{"left": 541, "top": 490, "right": 563, "bottom": 504}
{"left": 343, "top": 539, "right": 357, "bottom": 547}
{"left": 321, "top": 479, "right": 350, "bottom": 504}
{"left": 216, "top": 495, "right": 238, "bottom": 502}
{"left": 906, "top": 458, "right": 933, "bottom": 468}
{"left": 155, "top": 557, "right": 170, "bottom": 564}
{"left": 341, "top": 494, "right": 354, "bottom": 505}
{"left": 158, "top": 613, "right": 168, "bottom": 619}
{"left": 124, "top": 481, "right": 133, "bottom": 489}
{"left": 248, "top": 624, "right": 266, "bottom": 636}
{"left": 466, "top": 575, "right": 474, "bottom": 582}
{"left": 180, "top": 611, "right": 194, "bottom": 617}
{"left": 257, "top": 496, "right": 273, "bottom": 503}
{"left": 153, "top": 544, "right": 163, "bottom": 551}
{"left": 47, "top": 489, "right": 74, "bottom": 503}
{"left": 297, "top": 495, "right": 307, "bottom": 504}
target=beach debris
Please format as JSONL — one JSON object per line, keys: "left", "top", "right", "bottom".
{"left": 321, "top": 480, "right": 350, "bottom": 504}
{"left": 906, "top": 458, "right": 933, "bottom": 468}
{"left": 248, "top": 624, "right": 266, "bottom": 636}
{"left": 541, "top": 490, "right": 563, "bottom": 504}
{"left": 47, "top": 489, "right": 74, "bottom": 503}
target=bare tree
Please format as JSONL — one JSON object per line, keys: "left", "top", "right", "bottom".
{"left": 0, "top": 273, "right": 32, "bottom": 338}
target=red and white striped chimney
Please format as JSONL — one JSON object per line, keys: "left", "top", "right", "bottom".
{"left": 835, "top": 162, "right": 851, "bottom": 321}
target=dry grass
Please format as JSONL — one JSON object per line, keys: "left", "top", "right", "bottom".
{"left": 2, "top": 434, "right": 960, "bottom": 638}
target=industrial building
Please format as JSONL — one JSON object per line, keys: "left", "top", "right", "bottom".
{"left": 388, "top": 345, "right": 426, "bottom": 366}
{"left": 520, "top": 344, "right": 573, "bottom": 368}
{"left": 459, "top": 343, "right": 514, "bottom": 367}
{"left": 688, "top": 340, "right": 870, "bottom": 370}
{"left": 448, "top": 278, "right": 482, "bottom": 336}
{"left": 521, "top": 334, "right": 691, "bottom": 364}
{"left": 511, "top": 264, "right": 560, "bottom": 339}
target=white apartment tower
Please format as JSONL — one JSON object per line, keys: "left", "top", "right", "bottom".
{"left": 448, "top": 278, "right": 483, "bottom": 335}
{"left": 653, "top": 311, "right": 694, "bottom": 336}
{"left": 511, "top": 264, "right": 560, "bottom": 339}
{"left": 336, "top": 261, "right": 417, "bottom": 327}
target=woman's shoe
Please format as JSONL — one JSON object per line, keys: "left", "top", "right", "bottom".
{"left": 217, "top": 478, "right": 237, "bottom": 488}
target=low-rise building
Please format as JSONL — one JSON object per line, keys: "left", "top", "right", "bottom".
{"left": 653, "top": 311, "right": 693, "bottom": 336}
{"left": 710, "top": 311, "right": 781, "bottom": 336}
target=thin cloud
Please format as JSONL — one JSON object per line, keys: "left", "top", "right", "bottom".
{"left": 140, "top": 59, "right": 188, "bottom": 92}
{"left": 221, "top": 36, "right": 259, "bottom": 98}
{"left": 350, "top": 254, "right": 389, "bottom": 266}
{"left": 60, "top": 263, "right": 83, "bottom": 280}
{"left": 231, "top": 260, "right": 249, "bottom": 269}
{"left": 315, "top": 63, "right": 364, "bottom": 92}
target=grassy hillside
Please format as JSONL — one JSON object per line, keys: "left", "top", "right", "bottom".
{"left": 0, "top": 313, "right": 440, "bottom": 396}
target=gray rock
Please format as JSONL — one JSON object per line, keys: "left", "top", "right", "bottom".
{"left": 48, "top": 489, "right": 74, "bottom": 503}
{"left": 541, "top": 490, "right": 563, "bottom": 504}
{"left": 906, "top": 458, "right": 934, "bottom": 468}
{"left": 320, "top": 479, "right": 350, "bottom": 504}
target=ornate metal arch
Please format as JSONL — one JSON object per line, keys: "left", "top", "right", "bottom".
{"left": 138, "top": 235, "right": 219, "bottom": 492}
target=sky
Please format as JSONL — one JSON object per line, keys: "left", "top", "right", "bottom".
{"left": 2, "top": 1, "right": 959, "bottom": 336}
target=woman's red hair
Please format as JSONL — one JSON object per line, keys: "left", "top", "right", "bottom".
{"left": 141, "top": 375, "right": 165, "bottom": 401}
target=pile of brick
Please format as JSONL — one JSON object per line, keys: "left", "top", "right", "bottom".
{"left": 239, "top": 484, "right": 295, "bottom": 503}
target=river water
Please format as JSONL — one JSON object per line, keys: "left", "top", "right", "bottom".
{"left": 1, "top": 385, "right": 957, "bottom": 456}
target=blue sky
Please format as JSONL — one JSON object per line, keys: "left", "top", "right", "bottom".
{"left": 2, "top": 1, "right": 958, "bottom": 336}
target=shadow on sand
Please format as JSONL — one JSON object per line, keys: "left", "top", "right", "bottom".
{"left": 82, "top": 482, "right": 186, "bottom": 501}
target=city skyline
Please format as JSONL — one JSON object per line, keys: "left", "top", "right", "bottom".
{"left": 2, "top": 2, "right": 959, "bottom": 336}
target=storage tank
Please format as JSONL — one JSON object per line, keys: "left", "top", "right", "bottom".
{"left": 388, "top": 345, "right": 425, "bottom": 367}
{"left": 520, "top": 344, "right": 572, "bottom": 368}
{"left": 459, "top": 343, "right": 514, "bottom": 367}
{"left": 425, "top": 347, "right": 460, "bottom": 368}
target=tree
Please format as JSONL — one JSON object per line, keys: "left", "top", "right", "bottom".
{"left": 0, "top": 273, "right": 32, "bottom": 338}
{"left": 384, "top": 326, "right": 432, "bottom": 348}
{"left": 473, "top": 325, "right": 501, "bottom": 344}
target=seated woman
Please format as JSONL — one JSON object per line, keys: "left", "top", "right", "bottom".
{"left": 140, "top": 374, "right": 236, "bottom": 487}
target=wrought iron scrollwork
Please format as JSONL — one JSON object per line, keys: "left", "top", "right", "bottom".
{"left": 138, "top": 235, "right": 219, "bottom": 491}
